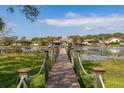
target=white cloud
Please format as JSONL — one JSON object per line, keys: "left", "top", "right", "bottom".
{"left": 7, "top": 22, "right": 18, "bottom": 28}
{"left": 42, "top": 14, "right": 124, "bottom": 28}
{"left": 39, "top": 13, "right": 124, "bottom": 34}
{"left": 84, "top": 26, "right": 93, "bottom": 31}
{"left": 65, "top": 12, "right": 81, "bottom": 18}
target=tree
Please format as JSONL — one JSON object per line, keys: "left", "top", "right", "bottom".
{"left": 0, "top": 18, "right": 12, "bottom": 46}
{"left": 19, "top": 36, "right": 30, "bottom": 46}
{"left": 0, "top": 5, "right": 40, "bottom": 31}
{"left": 1, "top": 36, "right": 18, "bottom": 46}
{"left": 0, "top": 6, "right": 40, "bottom": 46}
{"left": 69, "top": 35, "right": 82, "bottom": 43}
{"left": 20, "top": 36, "right": 26, "bottom": 41}
{"left": 6, "top": 5, "right": 40, "bottom": 22}
{"left": 0, "top": 18, "right": 5, "bottom": 31}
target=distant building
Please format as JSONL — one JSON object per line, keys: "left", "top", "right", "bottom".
{"left": 15, "top": 40, "right": 32, "bottom": 46}
{"left": 60, "top": 37, "right": 72, "bottom": 43}
{"left": 105, "top": 37, "right": 121, "bottom": 44}
{"left": 82, "top": 39, "right": 97, "bottom": 45}
{"left": 32, "top": 43, "right": 40, "bottom": 46}
{"left": 120, "top": 42, "right": 124, "bottom": 46}
{"left": 120, "top": 40, "right": 124, "bottom": 46}
{"left": 52, "top": 40, "right": 62, "bottom": 46}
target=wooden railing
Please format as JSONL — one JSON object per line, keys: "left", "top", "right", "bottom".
{"left": 93, "top": 67, "right": 106, "bottom": 88}
{"left": 17, "top": 68, "right": 30, "bottom": 88}
{"left": 67, "top": 46, "right": 106, "bottom": 88}
{"left": 16, "top": 46, "right": 60, "bottom": 88}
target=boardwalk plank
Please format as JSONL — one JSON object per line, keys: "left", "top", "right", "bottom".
{"left": 45, "top": 48, "right": 80, "bottom": 88}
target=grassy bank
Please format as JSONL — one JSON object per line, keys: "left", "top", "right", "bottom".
{"left": 81, "top": 59, "right": 124, "bottom": 88}
{"left": 0, "top": 52, "right": 46, "bottom": 88}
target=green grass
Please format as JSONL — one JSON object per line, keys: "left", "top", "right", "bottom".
{"left": 30, "top": 74, "right": 45, "bottom": 88}
{"left": 0, "top": 52, "right": 46, "bottom": 88}
{"left": 79, "top": 60, "right": 100, "bottom": 88}
{"left": 81, "top": 59, "right": 124, "bottom": 88}
{"left": 100, "top": 59, "right": 124, "bottom": 88}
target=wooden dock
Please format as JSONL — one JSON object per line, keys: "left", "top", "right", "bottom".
{"left": 45, "top": 48, "right": 80, "bottom": 88}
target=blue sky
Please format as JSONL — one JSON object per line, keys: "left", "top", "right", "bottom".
{"left": 0, "top": 5, "right": 124, "bottom": 39}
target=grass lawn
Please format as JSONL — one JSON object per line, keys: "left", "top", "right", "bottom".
{"left": 81, "top": 59, "right": 124, "bottom": 88}
{"left": 0, "top": 52, "right": 46, "bottom": 88}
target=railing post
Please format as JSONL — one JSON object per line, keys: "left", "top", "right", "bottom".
{"left": 18, "top": 68, "right": 30, "bottom": 88}
{"left": 48, "top": 46, "right": 52, "bottom": 61}
{"left": 54, "top": 46, "right": 57, "bottom": 60}
{"left": 44, "top": 49, "right": 49, "bottom": 83}
{"left": 52, "top": 47, "right": 56, "bottom": 62}
{"left": 67, "top": 46, "right": 71, "bottom": 60}
{"left": 70, "top": 47, "right": 74, "bottom": 64}
{"left": 75, "top": 49, "right": 80, "bottom": 78}
{"left": 93, "top": 67, "right": 106, "bottom": 88}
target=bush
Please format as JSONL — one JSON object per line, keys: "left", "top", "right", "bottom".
{"left": 5, "top": 46, "right": 23, "bottom": 53}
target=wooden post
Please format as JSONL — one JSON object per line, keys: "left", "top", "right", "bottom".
{"left": 18, "top": 68, "right": 30, "bottom": 88}
{"left": 68, "top": 46, "right": 70, "bottom": 61}
{"left": 51, "top": 48, "right": 54, "bottom": 61}
{"left": 68, "top": 46, "right": 72, "bottom": 61}
{"left": 44, "top": 49, "right": 49, "bottom": 83}
{"left": 48, "top": 46, "right": 52, "bottom": 61}
{"left": 73, "top": 56, "right": 76, "bottom": 71}
{"left": 75, "top": 49, "right": 80, "bottom": 78}
{"left": 54, "top": 46, "right": 57, "bottom": 59}
{"left": 52, "top": 47, "right": 55, "bottom": 62}
{"left": 93, "top": 67, "right": 106, "bottom": 88}
{"left": 70, "top": 47, "right": 74, "bottom": 64}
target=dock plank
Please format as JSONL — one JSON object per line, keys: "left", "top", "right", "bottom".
{"left": 45, "top": 48, "right": 80, "bottom": 88}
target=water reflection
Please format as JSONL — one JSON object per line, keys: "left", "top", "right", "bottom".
{"left": 80, "top": 46, "right": 124, "bottom": 61}
{"left": 22, "top": 47, "right": 45, "bottom": 52}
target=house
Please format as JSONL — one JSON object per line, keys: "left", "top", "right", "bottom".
{"left": 52, "top": 40, "right": 62, "bottom": 46}
{"left": 32, "top": 43, "right": 40, "bottom": 46}
{"left": 15, "top": 40, "right": 32, "bottom": 46}
{"left": 60, "top": 37, "right": 73, "bottom": 43}
{"left": 105, "top": 37, "right": 121, "bottom": 44}
{"left": 82, "top": 39, "right": 98, "bottom": 45}
{"left": 120, "top": 42, "right": 124, "bottom": 46}
{"left": 120, "top": 40, "right": 124, "bottom": 46}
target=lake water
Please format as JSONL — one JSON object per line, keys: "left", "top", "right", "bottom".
{"left": 22, "top": 47, "right": 46, "bottom": 52}
{"left": 80, "top": 46, "right": 124, "bottom": 61}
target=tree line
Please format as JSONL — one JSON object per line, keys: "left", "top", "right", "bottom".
{"left": 69, "top": 33, "right": 124, "bottom": 43}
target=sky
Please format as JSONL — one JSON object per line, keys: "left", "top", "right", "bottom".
{"left": 0, "top": 5, "right": 124, "bottom": 39}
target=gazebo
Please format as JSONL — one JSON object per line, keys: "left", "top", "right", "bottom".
{"left": 52, "top": 40, "right": 62, "bottom": 46}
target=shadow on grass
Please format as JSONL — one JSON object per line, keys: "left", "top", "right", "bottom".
{"left": 0, "top": 54, "right": 45, "bottom": 88}
{"left": 79, "top": 60, "right": 102, "bottom": 88}
{"left": 82, "top": 60, "right": 102, "bottom": 73}
{"left": 0, "top": 72, "right": 18, "bottom": 88}
{"left": 78, "top": 76, "right": 86, "bottom": 88}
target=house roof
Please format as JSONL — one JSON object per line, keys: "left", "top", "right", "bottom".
{"left": 52, "top": 40, "right": 61, "bottom": 44}
{"left": 83, "top": 39, "right": 97, "bottom": 42}
{"left": 60, "top": 37, "right": 72, "bottom": 42}
{"left": 107, "top": 37, "right": 121, "bottom": 40}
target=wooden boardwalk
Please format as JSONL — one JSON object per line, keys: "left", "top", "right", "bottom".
{"left": 45, "top": 48, "right": 80, "bottom": 88}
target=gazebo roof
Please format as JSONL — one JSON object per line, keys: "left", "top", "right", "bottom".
{"left": 52, "top": 40, "right": 61, "bottom": 44}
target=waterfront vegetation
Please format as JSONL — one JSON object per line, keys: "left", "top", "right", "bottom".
{"left": 0, "top": 52, "right": 46, "bottom": 88}
{"left": 2, "top": 5, "right": 124, "bottom": 88}
{"left": 0, "top": 40, "right": 124, "bottom": 88}
{"left": 81, "top": 59, "right": 124, "bottom": 88}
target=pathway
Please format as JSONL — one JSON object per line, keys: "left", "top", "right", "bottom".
{"left": 45, "top": 48, "right": 80, "bottom": 88}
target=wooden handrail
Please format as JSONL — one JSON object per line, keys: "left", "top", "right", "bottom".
{"left": 68, "top": 46, "right": 106, "bottom": 88}
{"left": 93, "top": 67, "right": 106, "bottom": 88}
{"left": 16, "top": 46, "right": 60, "bottom": 88}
